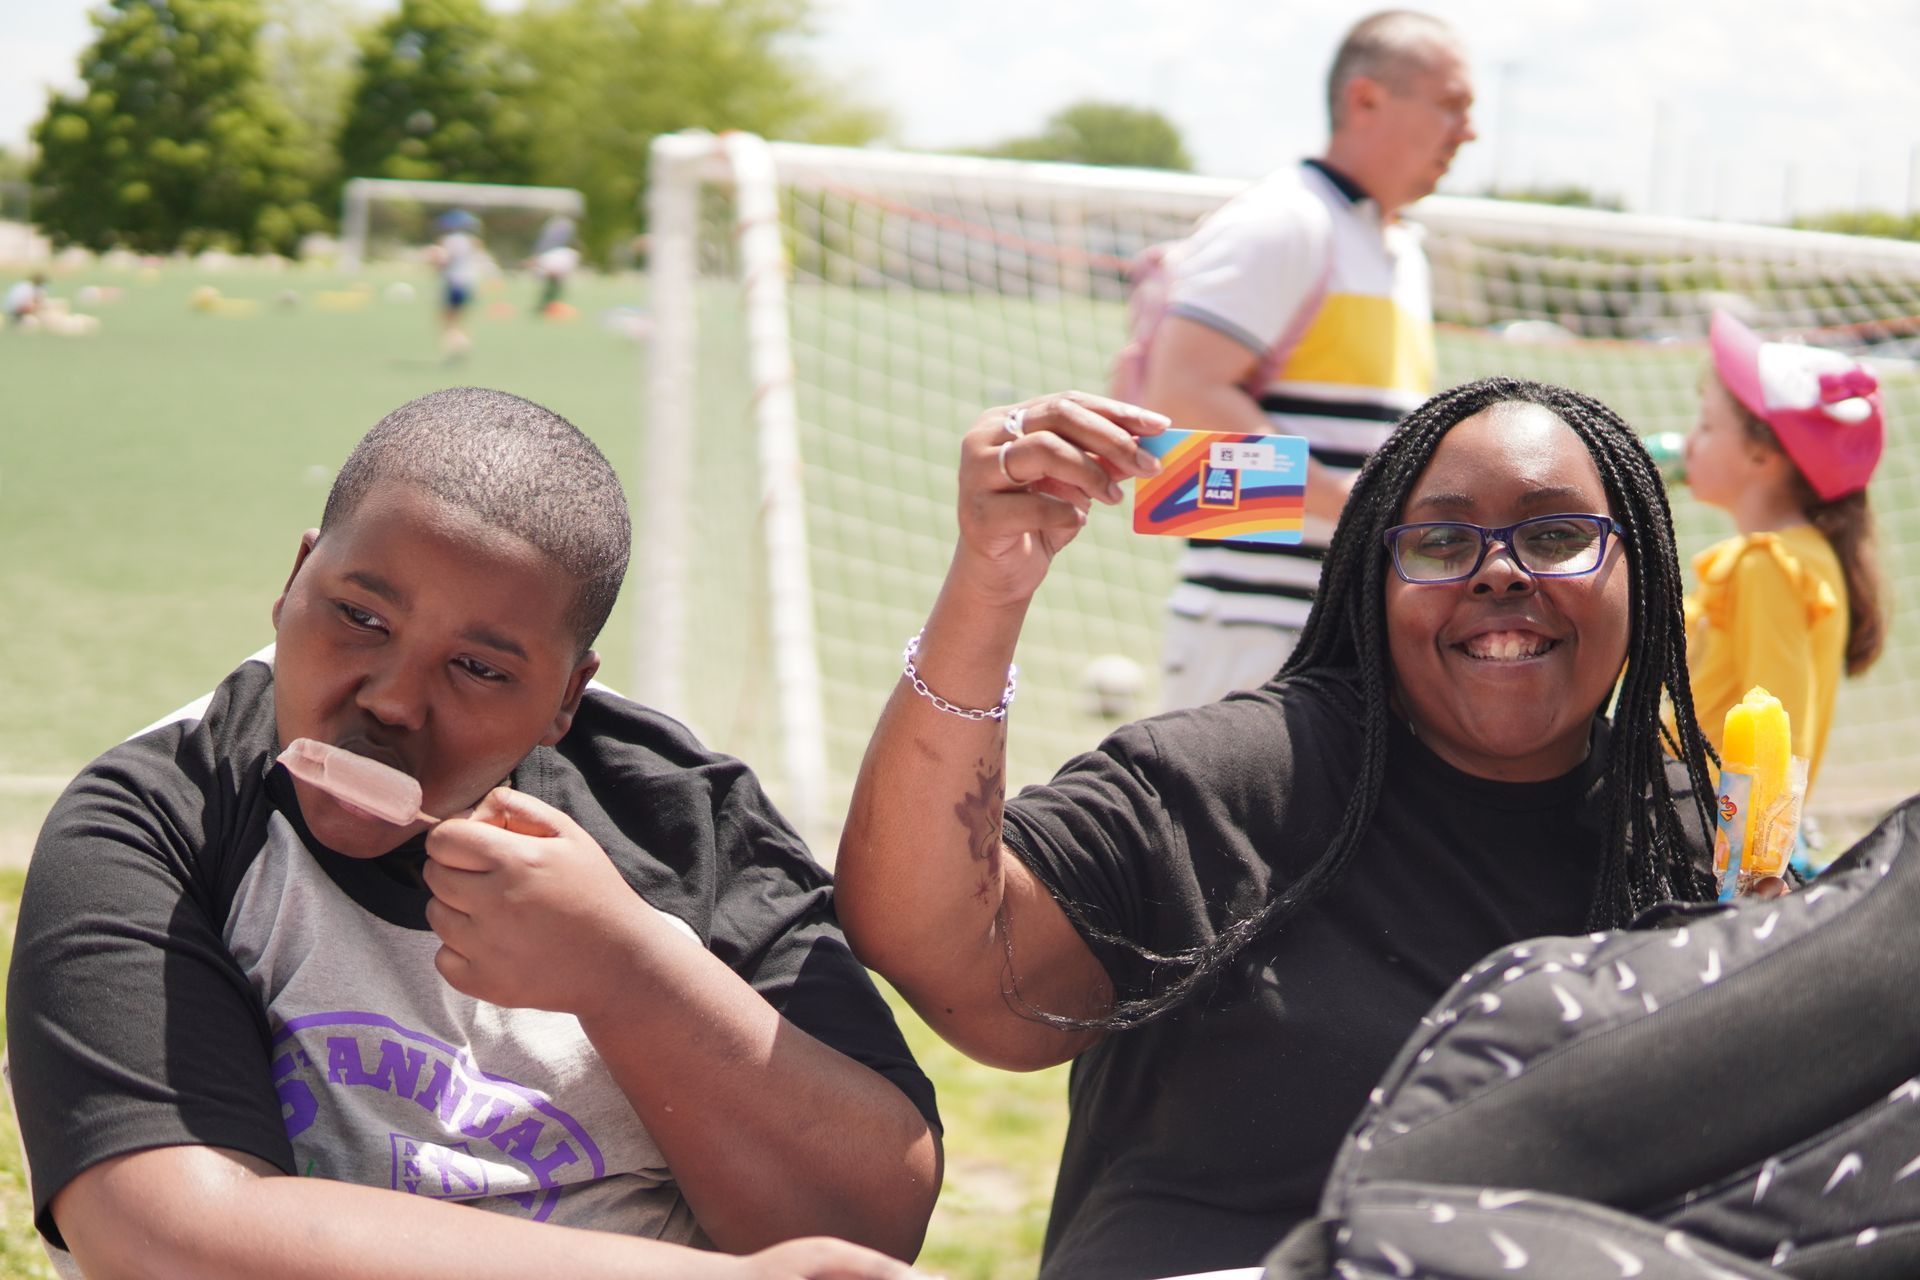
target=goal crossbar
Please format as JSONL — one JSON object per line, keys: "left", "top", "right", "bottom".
{"left": 338, "top": 178, "right": 586, "bottom": 270}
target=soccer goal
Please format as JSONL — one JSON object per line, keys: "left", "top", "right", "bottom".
{"left": 337, "top": 177, "right": 585, "bottom": 270}
{"left": 642, "top": 130, "right": 1920, "bottom": 844}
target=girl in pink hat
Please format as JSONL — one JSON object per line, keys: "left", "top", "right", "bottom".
{"left": 1682, "top": 310, "right": 1887, "bottom": 809}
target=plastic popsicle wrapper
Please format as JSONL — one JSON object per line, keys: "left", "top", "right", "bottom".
{"left": 1712, "top": 687, "right": 1808, "bottom": 900}
{"left": 277, "top": 738, "right": 428, "bottom": 827}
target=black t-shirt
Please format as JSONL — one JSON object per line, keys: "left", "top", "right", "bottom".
{"left": 1002, "top": 674, "right": 1682, "bottom": 1280}
{"left": 8, "top": 655, "right": 938, "bottom": 1248}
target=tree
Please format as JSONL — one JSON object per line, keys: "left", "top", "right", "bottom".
{"left": 976, "top": 101, "right": 1193, "bottom": 172}
{"left": 259, "top": 0, "right": 364, "bottom": 194}
{"left": 335, "top": 0, "right": 534, "bottom": 194}
{"left": 511, "top": 0, "right": 888, "bottom": 260}
{"left": 0, "top": 146, "right": 28, "bottom": 222}
{"left": 30, "top": 0, "right": 322, "bottom": 253}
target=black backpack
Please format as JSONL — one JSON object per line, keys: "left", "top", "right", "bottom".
{"left": 1266, "top": 794, "right": 1920, "bottom": 1280}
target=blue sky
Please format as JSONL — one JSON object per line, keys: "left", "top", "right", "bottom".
{"left": 7, "top": 0, "right": 1920, "bottom": 223}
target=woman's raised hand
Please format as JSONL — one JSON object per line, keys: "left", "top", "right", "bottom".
{"left": 952, "top": 392, "right": 1168, "bottom": 608}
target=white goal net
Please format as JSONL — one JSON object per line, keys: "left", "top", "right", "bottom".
{"left": 643, "top": 131, "right": 1920, "bottom": 844}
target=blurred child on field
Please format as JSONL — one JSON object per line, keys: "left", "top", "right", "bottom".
{"left": 1681, "top": 310, "right": 1887, "bottom": 822}
{"left": 528, "top": 215, "right": 581, "bottom": 317}
{"left": 5, "top": 272, "right": 47, "bottom": 325}
{"left": 426, "top": 209, "right": 484, "bottom": 360}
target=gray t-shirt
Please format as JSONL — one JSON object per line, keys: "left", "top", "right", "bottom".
{"left": 9, "top": 653, "right": 938, "bottom": 1249}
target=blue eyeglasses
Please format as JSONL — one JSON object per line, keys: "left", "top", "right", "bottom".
{"left": 1382, "top": 514, "right": 1626, "bottom": 584}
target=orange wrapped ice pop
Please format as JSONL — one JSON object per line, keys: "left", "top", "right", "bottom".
{"left": 277, "top": 738, "right": 436, "bottom": 826}
{"left": 1712, "top": 687, "right": 1806, "bottom": 898}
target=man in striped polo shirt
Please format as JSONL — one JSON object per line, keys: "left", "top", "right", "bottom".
{"left": 1140, "top": 10, "right": 1476, "bottom": 708}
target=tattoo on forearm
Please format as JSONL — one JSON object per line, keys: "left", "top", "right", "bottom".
{"left": 954, "top": 756, "right": 1004, "bottom": 866}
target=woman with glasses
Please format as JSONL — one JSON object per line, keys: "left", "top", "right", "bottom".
{"left": 835, "top": 377, "right": 1722, "bottom": 1280}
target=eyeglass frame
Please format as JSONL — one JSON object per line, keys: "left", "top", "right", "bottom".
{"left": 1380, "top": 513, "right": 1628, "bottom": 585}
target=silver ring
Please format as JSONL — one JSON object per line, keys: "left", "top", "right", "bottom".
{"left": 1002, "top": 407, "right": 1026, "bottom": 438}
{"left": 997, "top": 440, "right": 1021, "bottom": 486}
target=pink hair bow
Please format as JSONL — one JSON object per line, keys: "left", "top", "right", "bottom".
{"left": 1819, "top": 367, "right": 1877, "bottom": 403}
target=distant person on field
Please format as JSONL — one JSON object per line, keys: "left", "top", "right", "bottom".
{"left": 528, "top": 216, "right": 582, "bottom": 317}
{"left": 427, "top": 209, "right": 484, "bottom": 360}
{"left": 1680, "top": 310, "right": 1888, "bottom": 804}
{"left": 8, "top": 388, "right": 941, "bottom": 1280}
{"left": 5, "top": 271, "right": 47, "bottom": 325}
{"left": 1133, "top": 10, "right": 1475, "bottom": 708}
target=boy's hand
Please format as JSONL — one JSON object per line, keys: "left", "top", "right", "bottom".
{"left": 423, "top": 787, "right": 666, "bottom": 1017}
{"left": 724, "top": 1238, "right": 933, "bottom": 1280}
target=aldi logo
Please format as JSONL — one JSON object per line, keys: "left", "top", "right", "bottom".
{"left": 1199, "top": 463, "right": 1240, "bottom": 509}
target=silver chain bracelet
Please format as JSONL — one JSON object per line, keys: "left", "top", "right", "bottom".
{"left": 902, "top": 629, "right": 1017, "bottom": 721}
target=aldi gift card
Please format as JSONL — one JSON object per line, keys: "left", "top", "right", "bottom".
{"left": 1133, "top": 429, "right": 1308, "bottom": 543}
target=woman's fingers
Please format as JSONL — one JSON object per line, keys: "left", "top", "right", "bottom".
{"left": 1011, "top": 487, "right": 1093, "bottom": 530}
{"left": 1042, "top": 389, "right": 1174, "bottom": 439}
{"left": 948, "top": 392, "right": 1165, "bottom": 604}
{"left": 954, "top": 392, "right": 1174, "bottom": 587}
{"left": 970, "top": 393, "right": 1168, "bottom": 505}
{"left": 1033, "top": 394, "right": 1167, "bottom": 479}
{"left": 1028, "top": 476, "right": 1096, "bottom": 514}
{"left": 964, "top": 485, "right": 1092, "bottom": 537}
{"left": 998, "top": 431, "right": 1123, "bottom": 504}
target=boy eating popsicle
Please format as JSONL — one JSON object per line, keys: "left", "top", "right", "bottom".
{"left": 8, "top": 388, "right": 940, "bottom": 1280}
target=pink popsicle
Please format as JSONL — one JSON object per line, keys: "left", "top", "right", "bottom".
{"left": 277, "top": 738, "right": 431, "bottom": 826}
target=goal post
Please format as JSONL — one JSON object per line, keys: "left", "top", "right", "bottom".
{"left": 640, "top": 132, "right": 829, "bottom": 838}
{"left": 337, "top": 177, "right": 586, "bottom": 271}
{"left": 644, "top": 130, "right": 1920, "bottom": 844}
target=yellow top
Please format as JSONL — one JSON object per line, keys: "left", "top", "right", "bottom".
{"left": 1684, "top": 527, "right": 1846, "bottom": 790}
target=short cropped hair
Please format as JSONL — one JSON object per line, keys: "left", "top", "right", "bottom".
{"left": 319, "top": 387, "right": 631, "bottom": 654}
{"left": 1326, "top": 10, "right": 1460, "bottom": 130}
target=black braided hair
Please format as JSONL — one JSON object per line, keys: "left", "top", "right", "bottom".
{"left": 1033, "top": 377, "right": 1721, "bottom": 1030}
